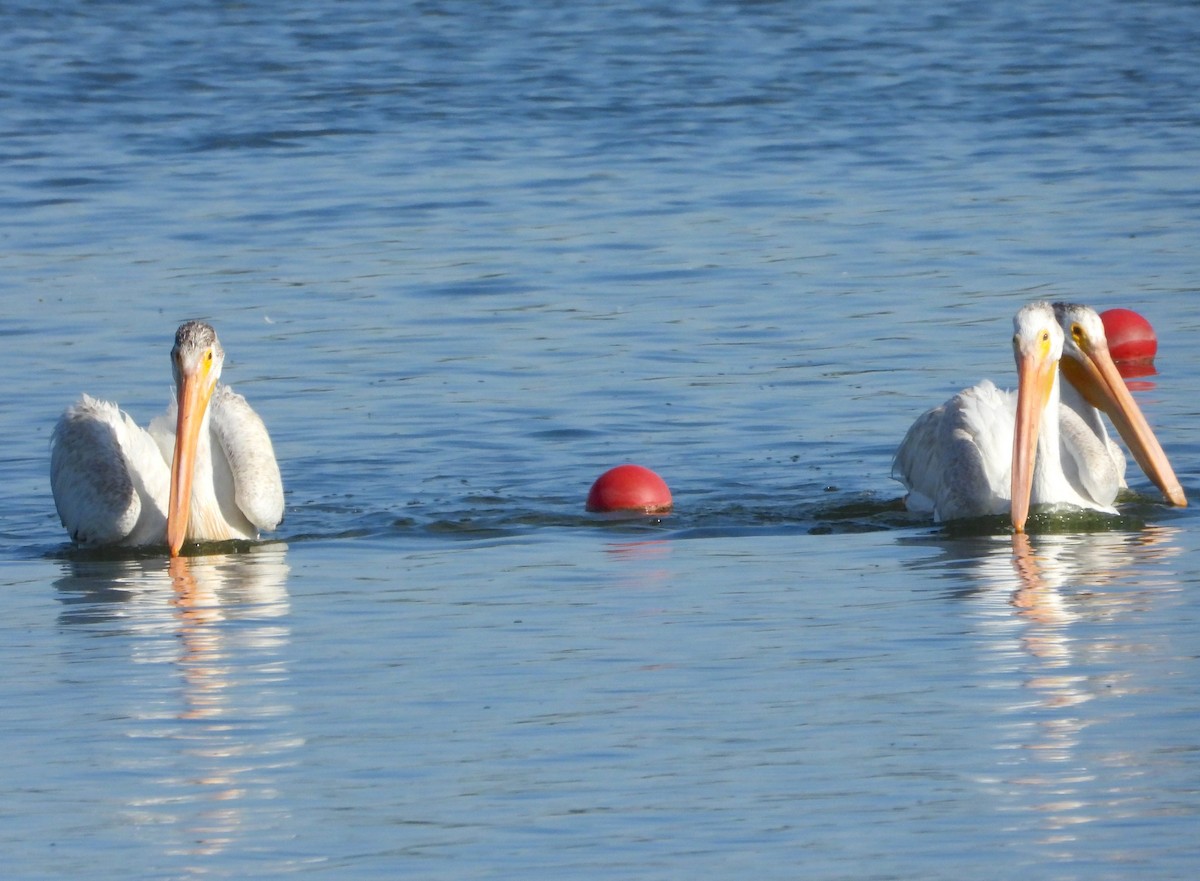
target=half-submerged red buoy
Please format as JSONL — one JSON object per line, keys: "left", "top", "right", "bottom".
{"left": 1100, "top": 307, "right": 1157, "bottom": 377}
{"left": 586, "top": 464, "right": 673, "bottom": 514}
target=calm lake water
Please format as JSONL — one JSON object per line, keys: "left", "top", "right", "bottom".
{"left": 2, "top": 1, "right": 1199, "bottom": 878}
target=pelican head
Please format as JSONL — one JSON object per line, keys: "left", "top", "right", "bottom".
{"left": 167, "top": 321, "right": 225, "bottom": 556}
{"left": 1054, "top": 302, "right": 1186, "bottom": 508}
{"left": 1011, "top": 302, "right": 1063, "bottom": 534}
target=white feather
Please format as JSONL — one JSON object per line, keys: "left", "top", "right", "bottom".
{"left": 51, "top": 325, "right": 283, "bottom": 550}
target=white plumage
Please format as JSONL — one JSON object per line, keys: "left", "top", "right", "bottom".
{"left": 51, "top": 321, "right": 283, "bottom": 554}
{"left": 893, "top": 301, "right": 1184, "bottom": 531}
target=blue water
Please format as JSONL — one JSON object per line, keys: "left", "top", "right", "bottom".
{"left": 2, "top": 1, "right": 1199, "bottom": 878}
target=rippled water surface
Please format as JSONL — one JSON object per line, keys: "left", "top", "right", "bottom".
{"left": 2, "top": 1, "right": 1199, "bottom": 878}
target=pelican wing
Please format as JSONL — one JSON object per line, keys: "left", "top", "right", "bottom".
{"left": 1056, "top": 403, "right": 1121, "bottom": 508}
{"left": 209, "top": 385, "right": 284, "bottom": 532}
{"left": 50, "top": 395, "right": 169, "bottom": 546}
{"left": 892, "top": 404, "right": 944, "bottom": 514}
{"left": 893, "top": 380, "right": 1013, "bottom": 522}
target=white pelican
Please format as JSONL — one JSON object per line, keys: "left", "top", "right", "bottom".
{"left": 51, "top": 321, "right": 284, "bottom": 556}
{"left": 1053, "top": 301, "right": 1185, "bottom": 510}
{"left": 892, "top": 301, "right": 1185, "bottom": 532}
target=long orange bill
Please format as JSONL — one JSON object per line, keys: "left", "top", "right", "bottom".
{"left": 1060, "top": 341, "right": 1187, "bottom": 507}
{"left": 166, "top": 367, "right": 213, "bottom": 556}
{"left": 1011, "top": 347, "right": 1057, "bottom": 533}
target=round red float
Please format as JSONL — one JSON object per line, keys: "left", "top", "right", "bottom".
{"left": 586, "top": 464, "right": 673, "bottom": 514}
{"left": 1100, "top": 307, "right": 1157, "bottom": 370}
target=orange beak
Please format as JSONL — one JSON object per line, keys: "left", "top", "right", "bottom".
{"left": 166, "top": 357, "right": 216, "bottom": 556}
{"left": 1060, "top": 338, "right": 1186, "bottom": 508}
{"left": 1011, "top": 340, "right": 1058, "bottom": 534}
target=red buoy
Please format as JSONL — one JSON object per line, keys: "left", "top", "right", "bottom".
{"left": 1100, "top": 307, "right": 1157, "bottom": 375}
{"left": 586, "top": 464, "right": 673, "bottom": 514}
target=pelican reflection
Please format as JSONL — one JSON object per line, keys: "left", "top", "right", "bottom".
{"left": 55, "top": 545, "right": 294, "bottom": 866}
{"left": 959, "top": 528, "right": 1182, "bottom": 852}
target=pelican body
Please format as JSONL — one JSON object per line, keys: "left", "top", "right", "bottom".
{"left": 893, "top": 301, "right": 1184, "bottom": 532}
{"left": 51, "top": 321, "right": 284, "bottom": 555}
